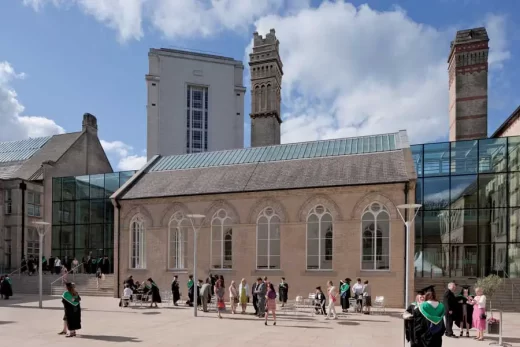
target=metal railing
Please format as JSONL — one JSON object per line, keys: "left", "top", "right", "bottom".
{"left": 49, "top": 263, "right": 85, "bottom": 294}
{"left": 494, "top": 264, "right": 520, "bottom": 302}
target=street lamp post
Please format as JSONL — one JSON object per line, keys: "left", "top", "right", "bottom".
{"left": 186, "top": 214, "right": 205, "bottom": 318}
{"left": 396, "top": 204, "right": 422, "bottom": 310}
{"left": 33, "top": 221, "right": 50, "bottom": 309}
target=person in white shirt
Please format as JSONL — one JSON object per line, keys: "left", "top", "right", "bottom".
{"left": 122, "top": 285, "right": 132, "bottom": 307}
{"left": 54, "top": 257, "right": 61, "bottom": 275}
{"left": 362, "top": 280, "right": 372, "bottom": 314}
{"left": 352, "top": 278, "right": 364, "bottom": 312}
{"left": 326, "top": 281, "right": 338, "bottom": 320}
{"left": 468, "top": 287, "right": 487, "bottom": 341}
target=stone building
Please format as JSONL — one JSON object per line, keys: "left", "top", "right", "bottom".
{"left": 0, "top": 113, "right": 112, "bottom": 271}
{"left": 112, "top": 131, "right": 417, "bottom": 307}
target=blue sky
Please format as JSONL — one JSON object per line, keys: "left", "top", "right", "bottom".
{"left": 0, "top": 0, "right": 518, "bottom": 170}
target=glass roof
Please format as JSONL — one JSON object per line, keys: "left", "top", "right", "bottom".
{"left": 151, "top": 132, "right": 402, "bottom": 172}
{"left": 0, "top": 136, "right": 52, "bottom": 163}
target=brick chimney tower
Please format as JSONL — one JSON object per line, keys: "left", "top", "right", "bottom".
{"left": 448, "top": 28, "right": 489, "bottom": 141}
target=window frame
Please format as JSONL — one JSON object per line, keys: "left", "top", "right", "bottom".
{"left": 4, "top": 189, "right": 12, "bottom": 215}
{"left": 167, "top": 212, "right": 188, "bottom": 270}
{"left": 256, "top": 207, "right": 281, "bottom": 270}
{"left": 129, "top": 215, "right": 146, "bottom": 269}
{"left": 186, "top": 85, "right": 209, "bottom": 154}
{"left": 27, "top": 191, "right": 42, "bottom": 217}
{"left": 360, "top": 202, "right": 391, "bottom": 271}
{"left": 26, "top": 227, "right": 40, "bottom": 258}
{"left": 305, "top": 205, "right": 334, "bottom": 271}
{"left": 210, "top": 209, "right": 233, "bottom": 270}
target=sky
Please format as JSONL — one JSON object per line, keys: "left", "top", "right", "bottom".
{"left": 0, "top": 0, "right": 519, "bottom": 171}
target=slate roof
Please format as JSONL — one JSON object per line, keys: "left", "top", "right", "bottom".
{"left": 0, "top": 132, "right": 83, "bottom": 180}
{"left": 118, "top": 131, "right": 414, "bottom": 200}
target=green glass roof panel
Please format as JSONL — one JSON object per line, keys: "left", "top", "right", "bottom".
{"left": 149, "top": 131, "right": 403, "bottom": 172}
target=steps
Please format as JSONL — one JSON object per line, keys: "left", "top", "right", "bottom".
{"left": 415, "top": 278, "right": 520, "bottom": 312}
{"left": 9, "top": 273, "right": 115, "bottom": 297}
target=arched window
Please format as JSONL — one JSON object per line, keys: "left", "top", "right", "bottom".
{"left": 256, "top": 207, "right": 281, "bottom": 270}
{"left": 211, "top": 209, "right": 233, "bottom": 269}
{"left": 266, "top": 84, "right": 272, "bottom": 110}
{"left": 260, "top": 85, "right": 266, "bottom": 111}
{"left": 306, "top": 205, "right": 333, "bottom": 270}
{"left": 168, "top": 211, "right": 189, "bottom": 270}
{"left": 361, "top": 202, "right": 390, "bottom": 270}
{"left": 130, "top": 215, "right": 146, "bottom": 269}
{"left": 254, "top": 86, "right": 260, "bottom": 113}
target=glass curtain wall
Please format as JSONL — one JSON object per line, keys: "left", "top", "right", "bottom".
{"left": 51, "top": 171, "right": 135, "bottom": 273}
{"left": 412, "top": 136, "right": 520, "bottom": 278}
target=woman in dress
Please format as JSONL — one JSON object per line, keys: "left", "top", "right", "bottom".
{"left": 147, "top": 278, "right": 162, "bottom": 308}
{"left": 215, "top": 279, "right": 225, "bottom": 319}
{"left": 60, "top": 282, "right": 81, "bottom": 338}
{"left": 455, "top": 286, "right": 473, "bottom": 337}
{"left": 414, "top": 291, "right": 445, "bottom": 347}
{"left": 229, "top": 280, "right": 238, "bottom": 314}
{"left": 265, "top": 282, "right": 277, "bottom": 326}
{"left": 326, "top": 280, "right": 338, "bottom": 320}
{"left": 468, "top": 287, "right": 486, "bottom": 341}
{"left": 238, "top": 278, "right": 249, "bottom": 314}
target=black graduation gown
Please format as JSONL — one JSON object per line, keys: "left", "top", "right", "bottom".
{"left": 279, "top": 282, "right": 288, "bottom": 303}
{"left": 150, "top": 283, "right": 162, "bottom": 303}
{"left": 405, "top": 303, "right": 418, "bottom": 347}
{"left": 0, "top": 277, "right": 13, "bottom": 298}
{"left": 62, "top": 293, "right": 81, "bottom": 331}
{"left": 454, "top": 296, "right": 473, "bottom": 329}
{"left": 414, "top": 305, "right": 446, "bottom": 347}
{"left": 171, "top": 280, "right": 180, "bottom": 303}
{"left": 315, "top": 292, "right": 326, "bottom": 314}
{"left": 102, "top": 259, "right": 110, "bottom": 274}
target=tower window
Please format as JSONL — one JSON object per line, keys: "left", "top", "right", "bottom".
{"left": 186, "top": 85, "right": 209, "bottom": 154}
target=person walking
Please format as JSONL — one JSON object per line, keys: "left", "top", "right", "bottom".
{"left": 171, "top": 275, "right": 180, "bottom": 306}
{"left": 265, "top": 282, "right": 277, "bottom": 326}
{"left": 468, "top": 287, "right": 487, "bottom": 341}
{"left": 238, "top": 278, "right": 249, "bottom": 314}
{"left": 254, "top": 277, "right": 267, "bottom": 318}
{"left": 326, "top": 280, "right": 338, "bottom": 320}
{"left": 200, "top": 279, "right": 211, "bottom": 312}
{"left": 60, "top": 282, "right": 81, "bottom": 338}
{"left": 215, "top": 279, "right": 225, "bottom": 319}
{"left": 443, "top": 282, "right": 459, "bottom": 338}
{"left": 229, "top": 280, "right": 238, "bottom": 314}
{"left": 278, "top": 277, "right": 288, "bottom": 308}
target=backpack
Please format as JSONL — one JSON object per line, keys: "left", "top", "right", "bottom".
{"left": 428, "top": 321, "right": 443, "bottom": 335}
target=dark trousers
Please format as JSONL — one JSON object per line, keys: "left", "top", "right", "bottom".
{"left": 445, "top": 313, "right": 454, "bottom": 336}
{"left": 54, "top": 266, "right": 60, "bottom": 275}
{"left": 253, "top": 295, "right": 258, "bottom": 314}
{"left": 341, "top": 296, "right": 349, "bottom": 311}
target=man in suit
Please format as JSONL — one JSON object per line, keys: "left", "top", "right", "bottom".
{"left": 200, "top": 279, "right": 211, "bottom": 312}
{"left": 443, "top": 282, "right": 458, "bottom": 338}
{"left": 254, "top": 277, "right": 267, "bottom": 318}
{"left": 251, "top": 279, "right": 258, "bottom": 315}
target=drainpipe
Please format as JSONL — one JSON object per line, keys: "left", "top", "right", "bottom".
{"left": 115, "top": 199, "right": 121, "bottom": 298}
{"left": 404, "top": 182, "right": 409, "bottom": 305}
{"left": 19, "top": 181, "right": 27, "bottom": 261}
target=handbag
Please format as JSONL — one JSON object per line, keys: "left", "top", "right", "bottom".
{"left": 233, "top": 297, "right": 239, "bottom": 304}
{"left": 480, "top": 313, "right": 487, "bottom": 320}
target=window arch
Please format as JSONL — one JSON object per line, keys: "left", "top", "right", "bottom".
{"left": 130, "top": 215, "right": 146, "bottom": 269}
{"left": 256, "top": 207, "right": 281, "bottom": 270}
{"left": 306, "top": 205, "right": 333, "bottom": 270}
{"left": 260, "top": 85, "right": 266, "bottom": 111}
{"left": 168, "top": 211, "right": 189, "bottom": 270}
{"left": 361, "top": 202, "right": 390, "bottom": 270}
{"left": 211, "top": 209, "right": 233, "bottom": 269}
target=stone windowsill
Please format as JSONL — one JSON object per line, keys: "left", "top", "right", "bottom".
{"left": 301, "top": 270, "right": 338, "bottom": 277}
{"left": 250, "top": 269, "right": 285, "bottom": 277}
{"left": 166, "top": 269, "right": 189, "bottom": 274}
{"left": 356, "top": 270, "right": 395, "bottom": 278}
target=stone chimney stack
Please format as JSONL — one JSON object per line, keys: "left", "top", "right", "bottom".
{"left": 82, "top": 113, "right": 98, "bottom": 135}
{"left": 448, "top": 27, "right": 489, "bottom": 141}
{"left": 249, "top": 28, "right": 283, "bottom": 147}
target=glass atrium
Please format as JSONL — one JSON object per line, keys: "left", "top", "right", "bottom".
{"left": 412, "top": 136, "right": 520, "bottom": 278}
{"left": 51, "top": 171, "right": 135, "bottom": 272}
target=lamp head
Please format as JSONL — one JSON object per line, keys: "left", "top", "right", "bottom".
{"left": 397, "top": 204, "right": 422, "bottom": 210}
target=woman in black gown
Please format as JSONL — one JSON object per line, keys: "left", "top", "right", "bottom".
{"left": 148, "top": 278, "right": 161, "bottom": 308}
{"left": 60, "top": 282, "right": 81, "bottom": 338}
{"left": 454, "top": 285, "right": 473, "bottom": 337}
{"left": 414, "top": 290, "right": 446, "bottom": 347}
{"left": 0, "top": 275, "right": 13, "bottom": 299}
{"left": 404, "top": 290, "right": 425, "bottom": 347}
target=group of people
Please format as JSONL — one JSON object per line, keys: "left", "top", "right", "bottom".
{"left": 0, "top": 274, "right": 13, "bottom": 299}
{"left": 121, "top": 276, "right": 162, "bottom": 308}
{"left": 336, "top": 278, "right": 372, "bottom": 314}
{"left": 404, "top": 282, "right": 488, "bottom": 347}
{"left": 19, "top": 253, "right": 111, "bottom": 276}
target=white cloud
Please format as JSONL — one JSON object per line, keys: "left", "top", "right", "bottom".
{"left": 101, "top": 139, "right": 147, "bottom": 170}
{"left": 483, "top": 14, "right": 511, "bottom": 69}
{"left": 0, "top": 61, "right": 64, "bottom": 142}
{"left": 247, "top": 3, "right": 509, "bottom": 145}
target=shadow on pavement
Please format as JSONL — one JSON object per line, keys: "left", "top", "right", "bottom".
{"left": 487, "top": 336, "right": 520, "bottom": 344}
{"left": 141, "top": 312, "right": 161, "bottom": 315}
{"left": 337, "top": 321, "right": 361, "bottom": 326}
{"left": 79, "top": 335, "right": 141, "bottom": 343}
{"left": 281, "top": 325, "right": 334, "bottom": 329}
{"left": 0, "top": 321, "right": 16, "bottom": 325}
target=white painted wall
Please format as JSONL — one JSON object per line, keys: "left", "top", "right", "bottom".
{"left": 146, "top": 49, "right": 245, "bottom": 159}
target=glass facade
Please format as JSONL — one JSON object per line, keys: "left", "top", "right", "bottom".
{"left": 51, "top": 171, "right": 135, "bottom": 272}
{"left": 412, "top": 136, "right": 520, "bottom": 278}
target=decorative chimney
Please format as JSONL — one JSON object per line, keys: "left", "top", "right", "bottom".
{"left": 82, "top": 113, "right": 98, "bottom": 135}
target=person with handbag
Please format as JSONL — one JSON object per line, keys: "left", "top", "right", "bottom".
{"left": 215, "top": 279, "right": 225, "bottom": 319}
{"left": 229, "top": 281, "right": 239, "bottom": 314}
{"left": 468, "top": 287, "right": 487, "bottom": 341}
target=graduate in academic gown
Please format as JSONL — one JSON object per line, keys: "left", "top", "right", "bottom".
{"left": 278, "top": 277, "right": 289, "bottom": 307}
{"left": 61, "top": 282, "right": 81, "bottom": 338}
{"left": 414, "top": 287, "right": 446, "bottom": 347}
{"left": 171, "top": 275, "right": 180, "bottom": 306}
{"left": 147, "top": 278, "right": 161, "bottom": 308}
{"left": 0, "top": 275, "right": 13, "bottom": 299}
{"left": 404, "top": 288, "right": 427, "bottom": 347}
{"left": 340, "top": 278, "right": 351, "bottom": 312}
{"left": 454, "top": 285, "right": 473, "bottom": 337}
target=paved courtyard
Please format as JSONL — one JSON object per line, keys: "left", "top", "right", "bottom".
{"left": 1, "top": 295, "right": 520, "bottom": 347}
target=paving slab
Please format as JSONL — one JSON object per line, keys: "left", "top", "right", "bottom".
{"left": 1, "top": 295, "right": 519, "bottom": 347}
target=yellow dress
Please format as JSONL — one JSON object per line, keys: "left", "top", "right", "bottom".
{"left": 239, "top": 287, "right": 247, "bottom": 304}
